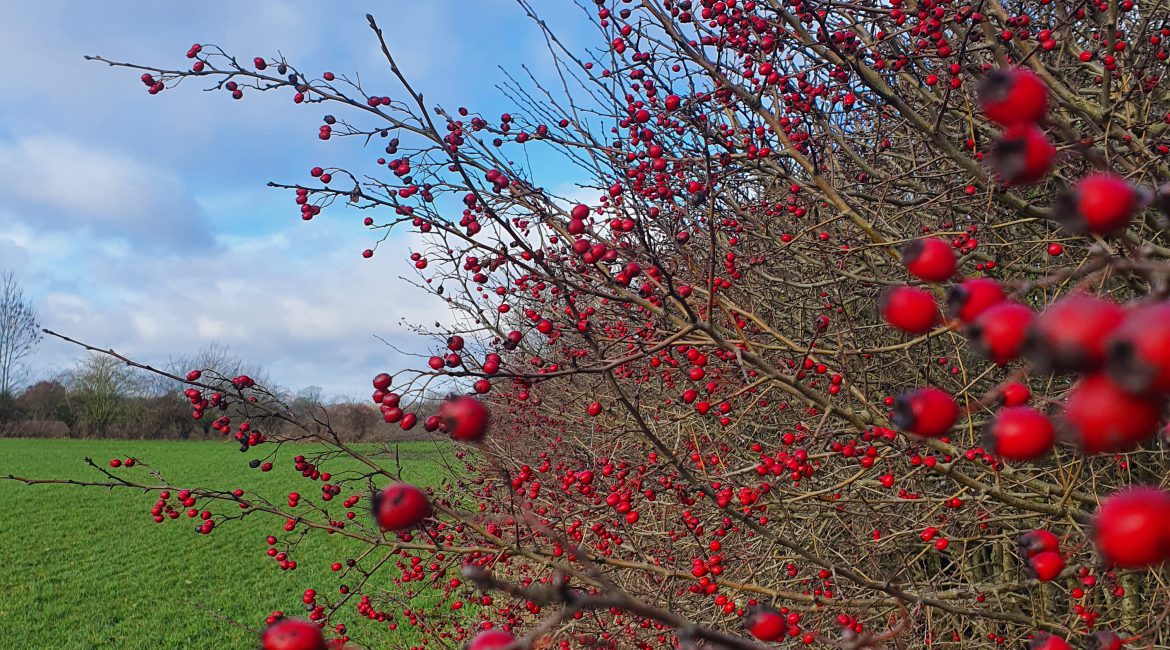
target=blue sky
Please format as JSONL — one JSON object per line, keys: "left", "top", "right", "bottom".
{"left": 0, "top": 1, "right": 595, "bottom": 399}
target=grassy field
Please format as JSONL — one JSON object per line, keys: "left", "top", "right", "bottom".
{"left": 0, "top": 438, "right": 456, "bottom": 649}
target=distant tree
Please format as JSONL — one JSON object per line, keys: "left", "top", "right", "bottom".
{"left": 0, "top": 272, "right": 41, "bottom": 397}
{"left": 68, "top": 354, "right": 143, "bottom": 436}
{"left": 15, "top": 380, "right": 71, "bottom": 423}
{"left": 0, "top": 391, "right": 17, "bottom": 424}
{"left": 297, "top": 385, "right": 324, "bottom": 403}
{"left": 289, "top": 385, "right": 325, "bottom": 419}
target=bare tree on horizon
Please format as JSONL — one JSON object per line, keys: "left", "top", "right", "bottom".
{"left": 0, "top": 271, "right": 41, "bottom": 397}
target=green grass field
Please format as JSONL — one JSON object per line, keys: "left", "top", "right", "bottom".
{"left": 0, "top": 438, "right": 456, "bottom": 649}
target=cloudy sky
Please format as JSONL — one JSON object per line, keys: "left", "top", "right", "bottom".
{"left": 0, "top": 1, "right": 593, "bottom": 399}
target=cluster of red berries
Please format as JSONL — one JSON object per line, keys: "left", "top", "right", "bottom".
{"left": 893, "top": 286, "right": 1170, "bottom": 567}
{"left": 371, "top": 371, "right": 491, "bottom": 438}
{"left": 1019, "top": 529, "right": 1064, "bottom": 581}
{"left": 367, "top": 375, "right": 492, "bottom": 535}
{"left": 980, "top": 68, "right": 1054, "bottom": 186}
{"left": 981, "top": 69, "right": 1149, "bottom": 236}
{"left": 882, "top": 68, "right": 1170, "bottom": 585}
{"left": 146, "top": 488, "right": 224, "bottom": 535}
{"left": 183, "top": 386, "right": 223, "bottom": 420}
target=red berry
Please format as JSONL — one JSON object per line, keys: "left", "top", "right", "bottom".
{"left": 892, "top": 387, "right": 959, "bottom": 438}
{"left": 1061, "top": 373, "right": 1164, "bottom": 455}
{"left": 1028, "top": 635, "right": 1072, "bottom": 650}
{"left": 902, "top": 237, "right": 957, "bottom": 283}
{"left": 261, "top": 619, "right": 326, "bottom": 650}
{"left": 1027, "top": 551, "right": 1065, "bottom": 581}
{"left": 978, "top": 67, "right": 1048, "bottom": 127}
{"left": 1093, "top": 486, "right": 1170, "bottom": 568}
{"left": 969, "top": 302, "right": 1035, "bottom": 366}
{"left": 1086, "top": 631, "right": 1125, "bottom": 650}
{"left": 1000, "top": 382, "right": 1031, "bottom": 406}
{"left": 1107, "top": 303, "right": 1170, "bottom": 394}
{"left": 1018, "top": 529, "right": 1059, "bottom": 557}
{"left": 744, "top": 607, "right": 786, "bottom": 642}
{"left": 1028, "top": 293, "right": 1124, "bottom": 373}
{"left": 947, "top": 278, "right": 1006, "bottom": 324}
{"left": 467, "top": 629, "right": 515, "bottom": 650}
{"left": 372, "top": 373, "right": 392, "bottom": 391}
{"left": 1055, "top": 174, "right": 1144, "bottom": 235}
{"left": 372, "top": 483, "right": 432, "bottom": 532}
{"left": 983, "top": 407, "right": 1055, "bottom": 461}
{"left": 439, "top": 396, "right": 490, "bottom": 442}
{"left": 988, "top": 124, "right": 1056, "bottom": 185}
{"left": 880, "top": 286, "right": 939, "bottom": 334}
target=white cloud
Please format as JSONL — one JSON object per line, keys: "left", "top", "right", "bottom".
{"left": 26, "top": 220, "right": 452, "bottom": 396}
{"left": 0, "top": 135, "right": 217, "bottom": 252}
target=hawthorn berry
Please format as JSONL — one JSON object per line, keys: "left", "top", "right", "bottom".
{"left": 1054, "top": 174, "right": 1145, "bottom": 235}
{"left": 1106, "top": 303, "right": 1170, "bottom": 394}
{"left": 880, "top": 285, "right": 939, "bottom": 334}
{"left": 892, "top": 387, "right": 959, "bottom": 438}
{"left": 1026, "top": 551, "right": 1065, "bottom": 582}
{"left": 466, "top": 629, "right": 515, "bottom": 650}
{"left": 983, "top": 407, "right": 1055, "bottom": 461}
{"left": 1000, "top": 382, "right": 1031, "bottom": 407}
{"left": 744, "top": 607, "right": 786, "bottom": 642}
{"left": 1028, "top": 635, "right": 1072, "bottom": 650}
{"left": 1028, "top": 293, "right": 1124, "bottom": 373}
{"left": 372, "top": 483, "right": 432, "bottom": 532}
{"left": 1093, "top": 486, "right": 1170, "bottom": 568}
{"left": 1060, "top": 373, "right": 1164, "bottom": 455}
{"left": 372, "top": 373, "right": 392, "bottom": 391}
{"left": 947, "top": 278, "right": 1006, "bottom": 324}
{"left": 978, "top": 67, "right": 1048, "bottom": 127}
{"left": 261, "top": 619, "right": 326, "bottom": 650}
{"left": 439, "top": 395, "right": 490, "bottom": 442}
{"left": 1086, "top": 631, "right": 1125, "bottom": 650}
{"left": 1018, "top": 529, "right": 1059, "bottom": 557}
{"left": 969, "top": 302, "right": 1035, "bottom": 366}
{"left": 988, "top": 124, "right": 1055, "bottom": 185}
{"left": 902, "top": 237, "right": 957, "bottom": 283}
